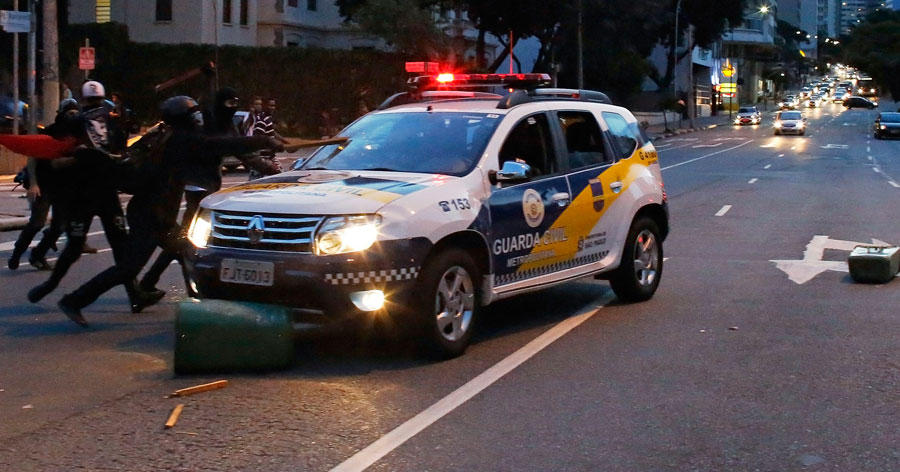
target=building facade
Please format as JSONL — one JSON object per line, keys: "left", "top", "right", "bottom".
{"left": 721, "top": 2, "right": 778, "bottom": 105}
{"left": 69, "top": 1, "right": 499, "bottom": 65}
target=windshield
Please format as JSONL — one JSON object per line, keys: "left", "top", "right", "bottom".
{"left": 880, "top": 113, "right": 900, "bottom": 123}
{"left": 297, "top": 112, "right": 501, "bottom": 176}
{"left": 780, "top": 112, "right": 802, "bottom": 120}
{"left": 738, "top": 108, "right": 752, "bottom": 113}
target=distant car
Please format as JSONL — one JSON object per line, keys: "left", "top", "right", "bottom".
{"left": 734, "top": 106, "right": 761, "bottom": 125}
{"left": 873, "top": 112, "right": 900, "bottom": 139}
{"left": 843, "top": 96, "right": 878, "bottom": 109}
{"left": 806, "top": 95, "right": 821, "bottom": 108}
{"left": 774, "top": 110, "right": 806, "bottom": 135}
{"left": 779, "top": 95, "right": 798, "bottom": 109}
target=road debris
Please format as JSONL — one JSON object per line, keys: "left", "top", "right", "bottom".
{"left": 167, "top": 380, "right": 228, "bottom": 398}
{"left": 165, "top": 404, "right": 184, "bottom": 429}
{"left": 21, "top": 404, "right": 32, "bottom": 409}
{"left": 728, "top": 326, "right": 739, "bottom": 330}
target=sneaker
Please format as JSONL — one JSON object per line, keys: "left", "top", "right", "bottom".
{"left": 29, "top": 257, "right": 53, "bottom": 271}
{"left": 130, "top": 289, "right": 166, "bottom": 314}
{"left": 58, "top": 297, "right": 89, "bottom": 328}
{"left": 27, "top": 282, "right": 55, "bottom": 303}
{"left": 7, "top": 249, "right": 23, "bottom": 270}
{"left": 81, "top": 243, "right": 99, "bottom": 254}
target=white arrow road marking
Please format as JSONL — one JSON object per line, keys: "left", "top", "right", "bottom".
{"left": 692, "top": 143, "right": 722, "bottom": 148}
{"left": 771, "top": 235, "right": 896, "bottom": 284}
{"left": 715, "top": 205, "right": 732, "bottom": 216}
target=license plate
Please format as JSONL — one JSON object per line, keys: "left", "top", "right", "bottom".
{"left": 220, "top": 259, "right": 274, "bottom": 286}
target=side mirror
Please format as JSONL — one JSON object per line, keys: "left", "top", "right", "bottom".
{"left": 489, "top": 160, "right": 532, "bottom": 185}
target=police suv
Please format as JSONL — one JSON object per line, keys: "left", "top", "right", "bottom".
{"left": 185, "top": 72, "right": 668, "bottom": 358}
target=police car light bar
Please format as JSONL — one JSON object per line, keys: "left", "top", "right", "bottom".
{"left": 405, "top": 62, "right": 441, "bottom": 74}
{"left": 408, "top": 73, "right": 552, "bottom": 90}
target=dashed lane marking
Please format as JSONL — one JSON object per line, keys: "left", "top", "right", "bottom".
{"left": 777, "top": 153, "right": 785, "bottom": 158}
{"left": 715, "top": 205, "right": 732, "bottom": 217}
{"left": 329, "top": 295, "right": 616, "bottom": 472}
{"left": 890, "top": 181, "right": 900, "bottom": 188}
{"left": 764, "top": 164, "right": 772, "bottom": 169}
{"left": 874, "top": 167, "right": 881, "bottom": 173}
{"left": 748, "top": 178, "right": 758, "bottom": 184}
{"left": 660, "top": 140, "right": 754, "bottom": 171}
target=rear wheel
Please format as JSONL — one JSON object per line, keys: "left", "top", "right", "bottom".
{"left": 609, "top": 217, "right": 663, "bottom": 303}
{"left": 412, "top": 249, "right": 480, "bottom": 359}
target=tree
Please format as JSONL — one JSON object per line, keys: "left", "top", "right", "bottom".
{"left": 346, "top": 0, "right": 450, "bottom": 57}
{"left": 647, "top": 0, "right": 746, "bottom": 92}
{"left": 842, "top": 10, "right": 900, "bottom": 101}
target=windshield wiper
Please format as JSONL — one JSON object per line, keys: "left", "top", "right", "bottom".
{"left": 364, "top": 167, "right": 401, "bottom": 172}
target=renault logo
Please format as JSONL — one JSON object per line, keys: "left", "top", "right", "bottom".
{"left": 247, "top": 215, "right": 265, "bottom": 244}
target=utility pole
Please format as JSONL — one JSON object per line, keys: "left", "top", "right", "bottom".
{"left": 27, "top": 0, "right": 36, "bottom": 133}
{"left": 12, "top": 0, "right": 20, "bottom": 135}
{"left": 41, "top": 0, "right": 60, "bottom": 124}
{"left": 687, "top": 24, "right": 695, "bottom": 129}
{"left": 672, "top": 0, "right": 682, "bottom": 97}
{"left": 576, "top": 0, "right": 583, "bottom": 89}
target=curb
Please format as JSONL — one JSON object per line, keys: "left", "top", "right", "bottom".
{"left": 0, "top": 217, "right": 28, "bottom": 232}
{"left": 0, "top": 175, "right": 16, "bottom": 184}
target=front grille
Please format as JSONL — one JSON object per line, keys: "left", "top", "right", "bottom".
{"left": 211, "top": 210, "right": 322, "bottom": 253}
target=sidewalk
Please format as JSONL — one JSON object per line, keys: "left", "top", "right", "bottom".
{"left": 0, "top": 176, "right": 29, "bottom": 232}
{"left": 646, "top": 114, "right": 732, "bottom": 141}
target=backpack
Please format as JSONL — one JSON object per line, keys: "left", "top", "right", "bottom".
{"left": 116, "top": 121, "right": 173, "bottom": 194}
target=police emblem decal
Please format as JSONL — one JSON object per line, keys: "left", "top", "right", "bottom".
{"left": 522, "top": 189, "right": 544, "bottom": 228}
{"left": 247, "top": 215, "right": 265, "bottom": 244}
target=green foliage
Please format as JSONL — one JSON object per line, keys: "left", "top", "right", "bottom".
{"left": 58, "top": 24, "right": 409, "bottom": 136}
{"left": 351, "top": 0, "right": 450, "bottom": 57}
{"left": 843, "top": 10, "right": 900, "bottom": 101}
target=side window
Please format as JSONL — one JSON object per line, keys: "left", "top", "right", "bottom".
{"left": 499, "top": 114, "right": 556, "bottom": 177}
{"left": 602, "top": 112, "right": 638, "bottom": 159}
{"left": 558, "top": 111, "right": 609, "bottom": 169}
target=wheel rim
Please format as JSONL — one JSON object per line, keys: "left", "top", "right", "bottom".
{"left": 433, "top": 266, "right": 475, "bottom": 342}
{"left": 631, "top": 229, "right": 659, "bottom": 287}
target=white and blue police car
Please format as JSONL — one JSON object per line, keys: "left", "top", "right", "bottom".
{"left": 185, "top": 72, "right": 668, "bottom": 358}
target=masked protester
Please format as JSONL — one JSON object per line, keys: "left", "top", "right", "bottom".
{"left": 26, "top": 81, "right": 159, "bottom": 313}
{"left": 56, "top": 96, "right": 283, "bottom": 327}
{"left": 7, "top": 99, "right": 79, "bottom": 271}
{"left": 139, "top": 87, "right": 281, "bottom": 297}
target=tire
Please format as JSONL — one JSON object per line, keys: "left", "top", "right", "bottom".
{"left": 800, "top": 130, "right": 805, "bottom": 136}
{"left": 774, "top": 130, "right": 780, "bottom": 135}
{"left": 412, "top": 249, "right": 480, "bottom": 359}
{"left": 609, "top": 217, "right": 663, "bottom": 303}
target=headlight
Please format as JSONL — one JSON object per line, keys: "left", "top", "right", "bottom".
{"left": 880, "top": 124, "right": 887, "bottom": 130}
{"left": 774, "top": 121, "right": 782, "bottom": 128}
{"left": 797, "top": 122, "right": 805, "bottom": 128}
{"left": 314, "top": 215, "right": 381, "bottom": 255}
{"left": 188, "top": 209, "right": 213, "bottom": 248}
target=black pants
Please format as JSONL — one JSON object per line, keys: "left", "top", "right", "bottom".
{"left": 140, "top": 189, "right": 207, "bottom": 290}
{"left": 13, "top": 191, "right": 63, "bottom": 260}
{"left": 40, "top": 190, "right": 131, "bottom": 295}
{"left": 64, "top": 204, "right": 180, "bottom": 309}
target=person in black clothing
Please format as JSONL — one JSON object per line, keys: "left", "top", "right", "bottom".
{"left": 57, "top": 96, "right": 283, "bottom": 327}
{"left": 139, "top": 87, "right": 281, "bottom": 295}
{"left": 6, "top": 100, "right": 79, "bottom": 271}
{"left": 26, "top": 81, "right": 157, "bottom": 311}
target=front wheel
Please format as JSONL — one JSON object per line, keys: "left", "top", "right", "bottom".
{"left": 412, "top": 249, "right": 480, "bottom": 359}
{"left": 609, "top": 217, "right": 663, "bottom": 303}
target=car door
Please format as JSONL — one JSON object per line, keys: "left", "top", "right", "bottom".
{"left": 549, "top": 109, "right": 619, "bottom": 272}
{"left": 487, "top": 112, "right": 573, "bottom": 288}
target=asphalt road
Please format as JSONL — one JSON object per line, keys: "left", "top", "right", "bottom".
{"left": 1, "top": 101, "right": 899, "bottom": 471}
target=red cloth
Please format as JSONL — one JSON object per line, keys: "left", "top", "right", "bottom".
{"left": 0, "top": 135, "right": 78, "bottom": 159}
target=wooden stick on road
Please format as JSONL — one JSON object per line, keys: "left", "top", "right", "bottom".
{"left": 167, "top": 380, "right": 229, "bottom": 398}
{"left": 165, "top": 404, "right": 184, "bottom": 429}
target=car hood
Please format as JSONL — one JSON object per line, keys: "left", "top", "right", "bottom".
{"left": 203, "top": 170, "right": 456, "bottom": 215}
{"left": 778, "top": 119, "right": 803, "bottom": 125}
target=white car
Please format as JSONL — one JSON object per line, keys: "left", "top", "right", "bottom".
{"left": 185, "top": 72, "right": 669, "bottom": 357}
{"left": 773, "top": 110, "right": 806, "bottom": 135}
{"left": 734, "top": 106, "right": 761, "bottom": 125}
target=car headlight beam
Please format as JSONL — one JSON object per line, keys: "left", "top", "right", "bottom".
{"left": 315, "top": 215, "right": 381, "bottom": 255}
{"left": 188, "top": 209, "right": 213, "bottom": 248}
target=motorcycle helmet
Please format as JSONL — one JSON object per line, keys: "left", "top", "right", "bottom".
{"left": 59, "top": 98, "right": 80, "bottom": 116}
{"left": 161, "top": 95, "right": 202, "bottom": 129}
{"left": 81, "top": 80, "right": 106, "bottom": 99}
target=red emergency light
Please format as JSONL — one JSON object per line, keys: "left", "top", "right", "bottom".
{"left": 408, "top": 73, "right": 551, "bottom": 90}
{"left": 405, "top": 62, "right": 441, "bottom": 74}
